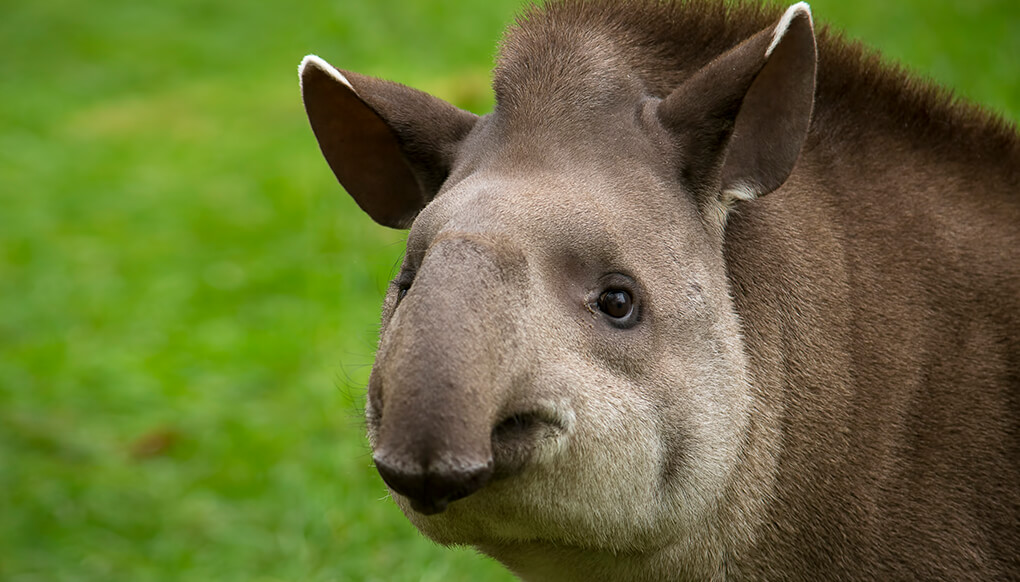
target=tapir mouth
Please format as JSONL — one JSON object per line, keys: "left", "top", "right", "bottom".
{"left": 371, "top": 404, "right": 571, "bottom": 516}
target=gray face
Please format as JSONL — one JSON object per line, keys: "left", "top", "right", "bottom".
{"left": 363, "top": 110, "right": 754, "bottom": 550}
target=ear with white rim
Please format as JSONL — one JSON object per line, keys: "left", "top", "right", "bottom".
{"left": 656, "top": 2, "right": 817, "bottom": 228}
{"left": 299, "top": 55, "right": 478, "bottom": 229}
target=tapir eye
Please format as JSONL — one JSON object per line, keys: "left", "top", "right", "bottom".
{"left": 589, "top": 274, "right": 642, "bottom": 329}
{"left": 598, "top": 289, "right": 633, "bottom": 319}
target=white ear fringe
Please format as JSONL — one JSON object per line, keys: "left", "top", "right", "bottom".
{"left": 299, "top": 54, "right": 354, "bottom": 91}
{"left": 705, "top": 183, "right": 759, "bottom": 234}
{"left": 767, "top": 2, "right": 813, "bottom": 57}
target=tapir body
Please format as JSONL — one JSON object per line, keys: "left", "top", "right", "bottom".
{"left": 299, "top": 1, "right": 1019, "bottom": 579}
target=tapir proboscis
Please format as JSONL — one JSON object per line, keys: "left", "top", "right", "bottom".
{"left": 298, "top": 1, "right": 1019, "bottom": 579}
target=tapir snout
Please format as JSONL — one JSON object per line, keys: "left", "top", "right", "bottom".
{"left": 367, "top": 234, "right": 563, "bottom": 514}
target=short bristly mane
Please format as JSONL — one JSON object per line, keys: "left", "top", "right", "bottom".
{"left": 494, "top": 0, "right": 1019, "bottom": 170}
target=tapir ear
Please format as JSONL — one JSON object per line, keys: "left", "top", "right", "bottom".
{"left": 656, "top": 2, "right": 816, "bottom": 224}
{"left": 299, "top": 55, "right": 478, "bottom": 229}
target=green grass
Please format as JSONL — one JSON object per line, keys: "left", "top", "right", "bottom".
{"left": 1, "top": 1, "right": 1016, "bottom": 580}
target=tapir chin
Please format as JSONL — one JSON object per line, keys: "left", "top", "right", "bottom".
{"left": 299, "top": 1, "right": 1019, "bottom": 579}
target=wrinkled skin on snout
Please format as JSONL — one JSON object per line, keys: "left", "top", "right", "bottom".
{"left": 301, "top": 3, "right": 819, "bottom": 579}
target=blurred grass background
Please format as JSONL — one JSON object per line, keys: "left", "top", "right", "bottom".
{"left": 0, "top": 0, "right": 1016, "bottom": 580}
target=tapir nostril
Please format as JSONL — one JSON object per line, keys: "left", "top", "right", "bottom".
{"left": 490, "top": 409, "right": 568, "bottom": 479}
{"left": 373, "top": 454, "right": 494, "bottom": 515}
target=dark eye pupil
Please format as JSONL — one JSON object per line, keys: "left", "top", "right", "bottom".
{"left": 598, "top": 289, "right": 632, "bottom": 318}
{"left": 397, "top": 286, "right": 409, "bottom": 302}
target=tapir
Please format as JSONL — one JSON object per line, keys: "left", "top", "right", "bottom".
{"left": 298, "top": 1, "right": 1019, "bottom": 579}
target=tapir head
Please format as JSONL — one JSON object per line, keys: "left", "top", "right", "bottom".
{"left": 300, "top": 1, "right": 816, "bottom": 562}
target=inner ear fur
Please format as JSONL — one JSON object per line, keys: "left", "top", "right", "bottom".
{"left": 656, "top": 3, "right": 817, "bottom": 222}
{"left": 299, "top": 55, "right": 478, "bottom": 229}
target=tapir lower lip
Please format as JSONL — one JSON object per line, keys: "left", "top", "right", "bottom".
{"left": 409, "top": 497, "right": 449, "bottom": 516}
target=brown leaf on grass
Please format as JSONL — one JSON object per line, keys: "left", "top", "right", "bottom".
{"left": 129, "top": 426, "right": 181, "bottom": 460}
